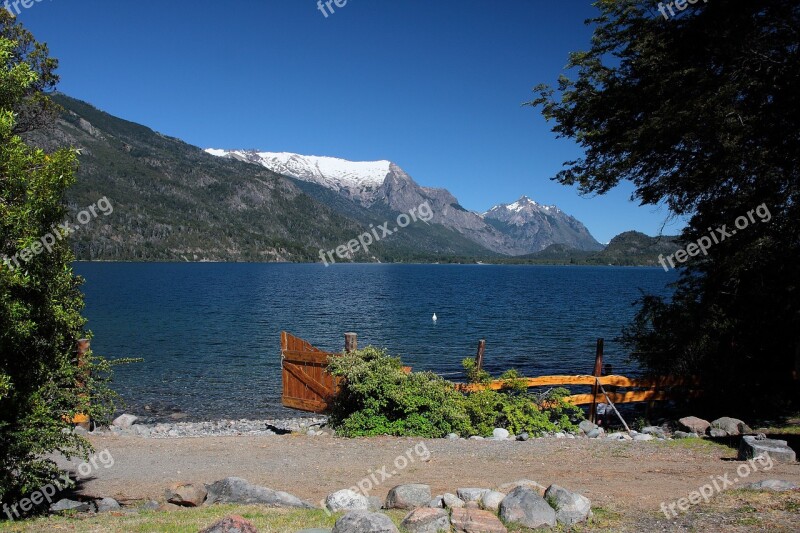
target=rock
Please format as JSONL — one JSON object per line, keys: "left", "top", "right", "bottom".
{"left": 480, "top": 490, "right": 505, "bottom": 512}
{"left": 641, "top": 426, "right": 666, "bottom": 438}
{"left": 385, "top": 484, "right": 431, "bottom": 509}
{"left": 710, "top": 417, "right": 752, "bottom": 436}
{"left": 555, "top": 432, "right": 566, "bottom": 438}
{"left": 112, "top": 413, "right": 138, "bottom": 429}
{"left": 492, "top": 428, "right": 510, "bottom": 439}
{"left": 517, "top": 432, "right": 529, "bottom": 441}
{"left": 496, "top": 479, "right": 546, "bottom": 497}
{"left": 464, "top": 501, "right": 479, "bottom": 509}
{"left": 205, "top": 477, "right": 314, "bottom": 508}
{"left": 451, "top": 507, "right": 508, "bottom": 533}
{"left": 332, "top": 510, "right": 399, "bottom": 533}
{"left": 456, "top": 488, "right": 489, "bottom": 503}
{"left": 158, "top": 503, "right": 184, "bottom": 512}
{"left": 468, "top": 436, "right": 484, "bottom": 440}
{"left": 400, "top": 507, "right": 451, "bottom": 533}
{"left": 586, "top": 428, "right": 603, "bottom": 438}
{"left": 744, "top": 479, "right": 799, "bottom": 491}
{"left": 544, "top": 484, "right": 592, "bottom": 526}
{"left": 673, "top": 431, "right": 699, "bottom": 439}
{"left": 199, "top": 515, "right": 258, "bottom": 533}
{"left": 498, "top": 487, "right": 556, "bottom": 529}
{"left": 579, "top": 420, "right": 598, "bottom": 434}
{"left": 606, "top": 432, "right": 632, "bottom": 441}
{"left": 165, "top": 482, "right": 207, "bottom": 507}
{"left": 140, "top": 500, "right": 160, "bottom": 511}
{"left": 50, "top": 498, "right": 91, "bottom": 513}
{"left": 633, "top": 434, "right": 654, "bottom": 441}
{"left": 442, "top": 493, "right": 465, "bottom": 508}
{"left": 368, "top": 496, "right": 383, "bottom": 511}
{"left": 96, "top": 497, "right": 120, "bottom": 512}
{"left": 428, "top": 495, "right": 444, "bottom": 508}
{"left": 678, "top": 416, "right": 711, "bottom": 435}
{"left": 326, "top": 489, "right": 371, "bottom": 513}
{"left": 73, "top": 425, "right": 88, "bottom": 436}
{"left": 738, "top": 436, "right": 797, "bottom": 463}
{"left": 446, "top": 433, "right": 460, "bottom": 440}
{"left": 297, "top": 530, "right": 332, "bottom": 533}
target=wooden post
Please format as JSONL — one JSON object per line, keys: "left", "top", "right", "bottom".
{"left": 589, "top": 338, "right": 604, "bottom": 424}
{"left": 344, "top": 332, "right": 358, "bottom": 353}
{"left": 475, "top": 340, "right": 486, "bottom": 371}
{"left": 74, "top": 339, "right": 91, "bottom": 429}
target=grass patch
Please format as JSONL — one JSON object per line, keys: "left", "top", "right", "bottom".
{"left": 0, "top": 506, "right": 409, "bottom": 533}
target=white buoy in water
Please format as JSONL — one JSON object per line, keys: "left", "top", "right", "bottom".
{"left": 432, "top": 313, "right": 438, "bottom": 323}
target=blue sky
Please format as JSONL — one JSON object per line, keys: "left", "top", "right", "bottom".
{"left": 17, "top": 0, "right": 684, "bottom": 243}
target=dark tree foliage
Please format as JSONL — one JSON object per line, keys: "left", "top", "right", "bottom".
{"left": 531, "top": 0, "right": 800, "bottom": 414}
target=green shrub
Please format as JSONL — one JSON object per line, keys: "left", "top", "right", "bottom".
{"left": 328, "top": 347, "right": 584, "bottom": 438}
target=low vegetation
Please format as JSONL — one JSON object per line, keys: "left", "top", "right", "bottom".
{"left": 327, "top": 346, "right": 583, "bottom": 438}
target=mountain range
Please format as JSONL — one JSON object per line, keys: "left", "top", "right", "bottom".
{"left": 22, "top": 95, "right": 677, "bottom": 265}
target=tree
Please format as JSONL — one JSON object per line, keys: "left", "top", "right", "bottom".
{"left": 531, "top": 0, "right": 799, "bottom": 414}
{"left": 0, "top": 15, "right": 116, "bottom": 509}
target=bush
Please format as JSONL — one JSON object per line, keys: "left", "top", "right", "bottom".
{"left": 327, "top": 347, "right": 583, "bottom": 438}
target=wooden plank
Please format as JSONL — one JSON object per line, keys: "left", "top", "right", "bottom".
{"left": 454, "top": 374, "right": 701, "bottom": 392}
{"left": 283, "top": 362, "right": 333, "bottom": 400}
{"left": 345, "top": 332, "right": 358, "bottom": 353}
{"left": 282, "top": 396, "right": 329, "bottom": 412}
{"left": 475, "top": 340, "right": 486, "bottom": 371}
{"left": 282, "top": 350, "right": 333, "bottom": 364}
{"left": 565, "top": 389, "right": 703, "bottom": 405}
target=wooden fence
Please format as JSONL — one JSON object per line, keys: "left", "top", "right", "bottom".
{"left": 280, "top": 332, "right": 701, "bottom": 421}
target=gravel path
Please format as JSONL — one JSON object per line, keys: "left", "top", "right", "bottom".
{"left": 57, "top": 434, "right": 800, "bottom": 517}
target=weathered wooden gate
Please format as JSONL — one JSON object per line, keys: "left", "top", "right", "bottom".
{"left": 280, "top": 332, "right": 339, "bottom": 413}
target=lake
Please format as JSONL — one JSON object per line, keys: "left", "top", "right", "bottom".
{"left": 73, "top": 263, "right": 678, "bottom": 420}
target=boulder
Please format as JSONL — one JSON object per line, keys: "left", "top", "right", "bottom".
{"left": 326, "top": 489, "right": 371, "bottom": 513}
{"left": 442, "top": 493, "right": 465, "bottom": 508}
{"left": 498, "top": 487, "right": 556, "bottom": 529}
{"left": 633, "top": 434, "right": 654, "bottom": 441}
{"left": 744, "top": 479, "right": 799, "bottom": 491}
{"left": 738, "top": 436, "right": 797, "bottom": 463}
{"left": 496, "top": 479, "right": 546, "bottom": 497}
{"left": 428, "top": 495, "right": 444, "bottom": 508}
{"left": 385, "top": 484, "right": 431, "bottom": 509}
{"left": 709, "top": 428, "right": 728, "bottom": 438}
{"left": 606, "top": 432, "right": 632, "bottom": 441}
{"left": 710, "top": 417, "right": 752, "bottom": 436}
{"left": 480, "top": 490, "right": 505, "bottom": 512}
{"left": 199, "top": 515, "right": 258, "bottom": 533}
{"left": 112, "top": 413, "right": 138, "bottom": 429}
{"left": 456, "top": 488, "right": 489, "bottom": 503}
{"left": 579, "top": 420, "right": 598, "bottom": 434}
{"left": 641, "top": 426, "right": 667, "bottom": 438}
{"left": 673, "top": 431, "right": 699, "bottom": 439}
{"left": 544, "top": 484, "right": 592, "bottom": 526}
{"left": 205, "top": 477, "right": 314, "bottom": 508}
{"left": 96, "top": 497, "right": 121, "bottom": 512}
{"left": 140, "top": 500, "right": 160, "bottom": 511}
{"left": 165, "top": 482, "right": 207, "bottom": 507}
{"left": 492, "top": 428, "right": 510, "bottom": 439}
{"left": 451, "top": 507, "right": 508, "bottom": 533}
{"left": 332, "top": 510, "right": 399, "bottom": 533}
{"left": 50, "top": 499, "right": 91, "bottom": 513}
{"left": 368, "top": 496, "right": 383, "bottom": 511}
{"left": 400, "top": 507, "right": 451, "bottom": 533}
{"left": 586, "top": 428, "right": 603, "bottom": 439}
{"left": 678, "top": 416, "right": 710, "bottom": 435}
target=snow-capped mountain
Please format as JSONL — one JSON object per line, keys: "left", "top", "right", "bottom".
{"left": 483, "top": 196, "right": 602, "bottom": 252}
{"left": 205, "top": 149, "right": 601, "bottom": 255}
{"left": 204, "top": 150, "right": 392, "bottom": 204}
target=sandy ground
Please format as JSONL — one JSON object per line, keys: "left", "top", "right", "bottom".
{"left": 57, "top": 434, "right": 800, "bottom": 517}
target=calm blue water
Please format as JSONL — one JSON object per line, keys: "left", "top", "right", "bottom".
{"left": 73, "top": 263, "right": 677, "bottom": 420}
